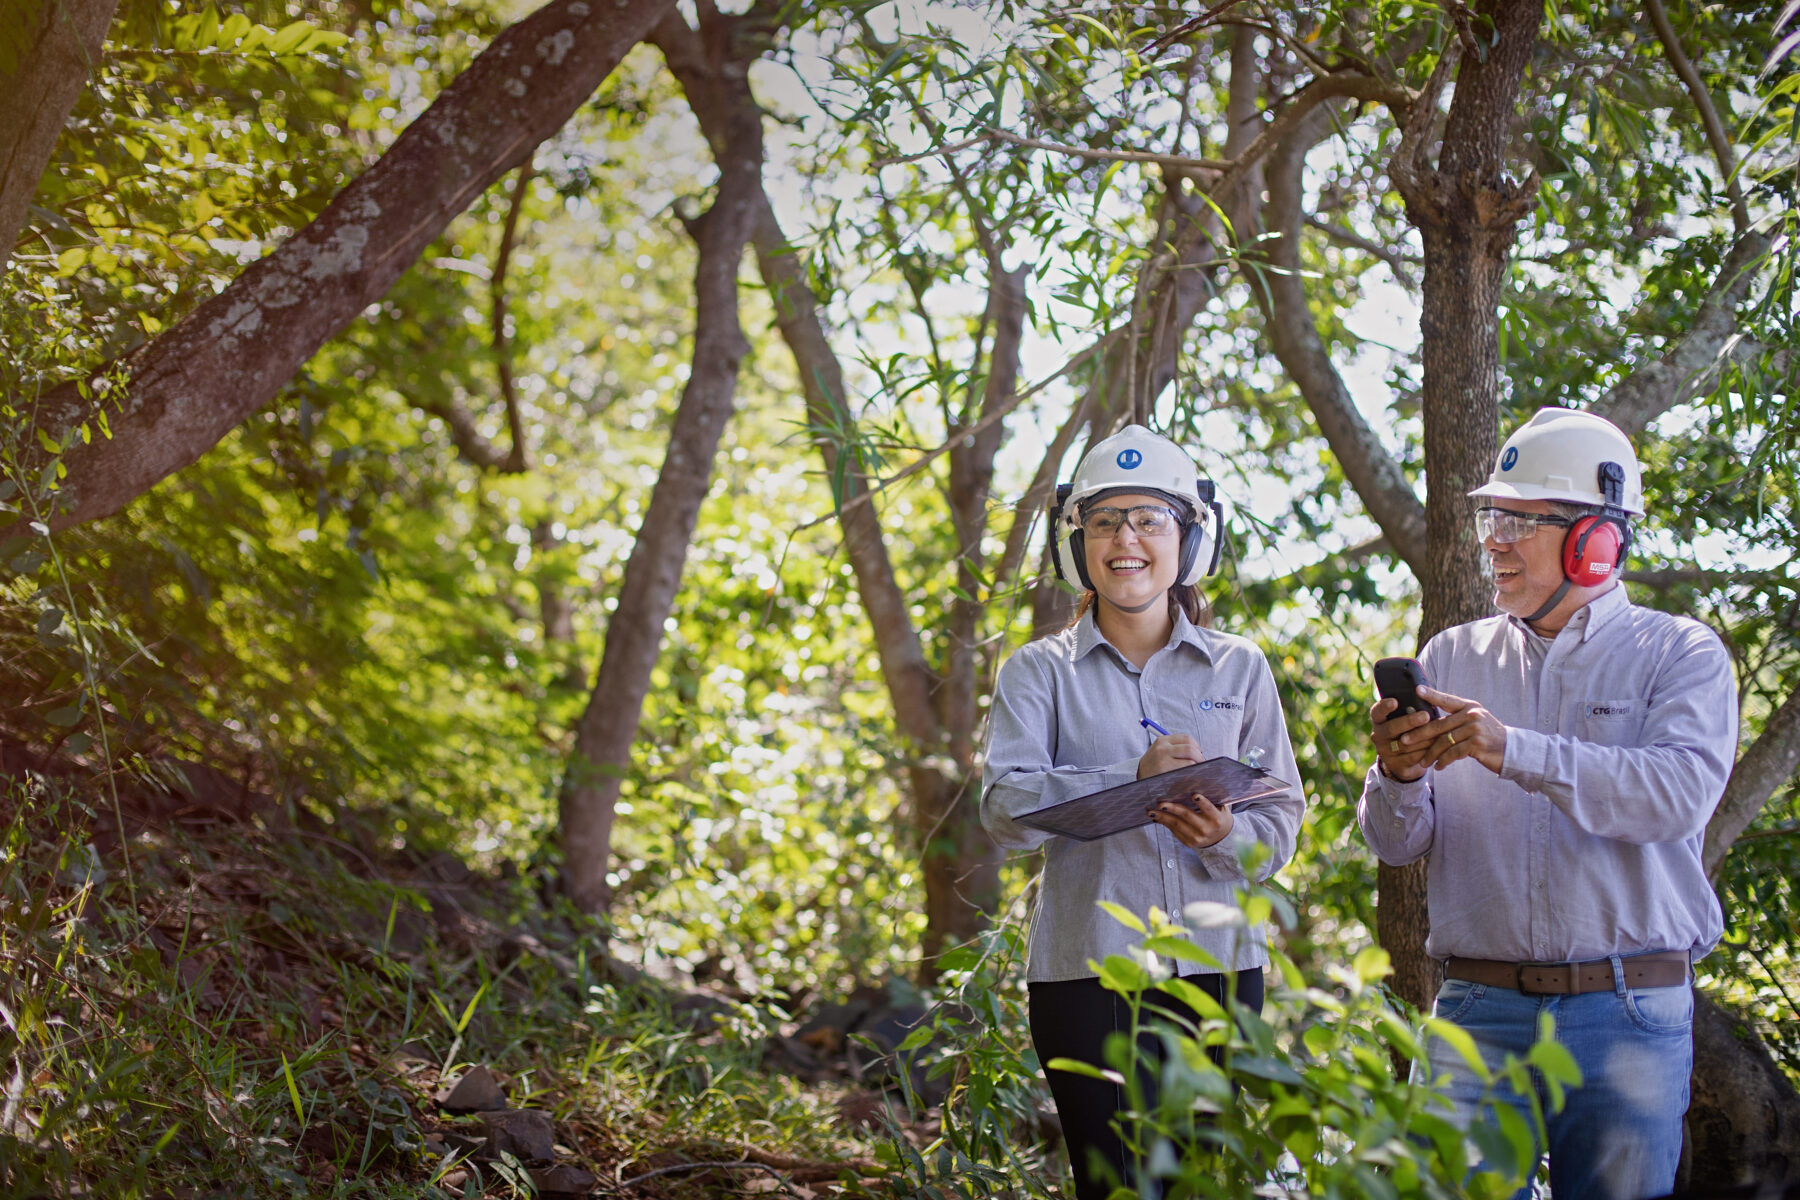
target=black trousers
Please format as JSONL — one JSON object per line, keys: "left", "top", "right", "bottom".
{"left": 1028, "top": 969, "right": 1264, "bottom": 1200}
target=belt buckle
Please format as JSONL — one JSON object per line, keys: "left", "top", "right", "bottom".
{"left": 1516, "top": 961, "right": 1573, "bottom": 994}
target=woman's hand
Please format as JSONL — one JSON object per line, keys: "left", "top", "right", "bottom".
{"left": 1149, "top": 796, "right": 1233, "bottom": 849}
{"left": 1137, "top": 733, "right": 1201, "bottom": 779}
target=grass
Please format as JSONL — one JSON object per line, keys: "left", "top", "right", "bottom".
{"left": 0, "top": 773, "right": 921, "bottom": 1199}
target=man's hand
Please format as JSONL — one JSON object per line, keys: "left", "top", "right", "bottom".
{"left": 1138, "top": 733, "right": 1201, "bottom": 779}
{"left": 1150, "top": 796, "right": 1233, "bottom": 850}
{"left": 1407, "top": 686, "right": 1507, "bottom": 775}
{"left": 1371, "top": 697, "right": 1436, "bottom": 781}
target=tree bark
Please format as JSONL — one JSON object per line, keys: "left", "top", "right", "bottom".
{"left": 0, "top": 0, "right": 120, "bottom": 270}
{"left": 14, "top": 0, "right": 676, "bottom": 538}
{"left": 1681, "top": 990, "right": 1800, "bottom": 1188}
{"left": 1383, "top": 0, "right": 1544, "bottom": 1012}
{"left": 1705, "top": 685, "right": 1800, "bottom": 881}
{"left": 557, "top": 8, "right": 761, "bottom": 914}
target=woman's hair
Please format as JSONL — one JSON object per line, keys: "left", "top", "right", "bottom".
{"left": 1068, "top": 583, "right": 1205, "bottom": 629}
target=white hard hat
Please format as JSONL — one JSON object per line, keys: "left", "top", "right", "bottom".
{"left": 1468, "top": 407, "right": 1644, "bottom": 516}
{"left": 1065, "top": 423, "right": 1201, "bottom": 511}
{"left": 1051, "top": 424, "right": 1221, "bottom": 588}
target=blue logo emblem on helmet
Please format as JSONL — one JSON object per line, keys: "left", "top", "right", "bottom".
{"left": 1117, "top": 449, "right": 1142, "bottom": 470}
{"left": 1501, "top": 447, "right": 1519, "bottom": 471}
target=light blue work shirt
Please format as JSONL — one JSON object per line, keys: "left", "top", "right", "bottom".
{"left": 1357, "top": 584, "right": 1735, "bottom": 964}
{"left": 981, "top": 607, "right": 1305, "bottom": 982}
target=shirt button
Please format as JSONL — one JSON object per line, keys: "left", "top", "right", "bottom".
{"left": 1167, "top": 859, "right": 1176, "bottom": 870}
{"left": 1536, "top": 881, "right": 1546, "bottom": 889}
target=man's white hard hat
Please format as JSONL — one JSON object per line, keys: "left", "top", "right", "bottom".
{"left": 1468, "top": 407, "right": 1645, "bottom": 516}
{"left": 1065, "top": 423, "right": 1200, "bottom": 512}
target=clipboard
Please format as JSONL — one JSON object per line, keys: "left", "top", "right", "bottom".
{"left": 1015, "top": 757, "right": 1290, "bottom": 843}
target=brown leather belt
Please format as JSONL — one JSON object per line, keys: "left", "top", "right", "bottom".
{"left": 1445, "top": 950, "right": 1690, "bottom": 995}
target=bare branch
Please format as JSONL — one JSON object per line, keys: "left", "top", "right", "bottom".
{"left": 980, "top": 127, "right": 1231, "bottom": 173}
{"left": 1306, "top": 214, "right": 1420, "bottom": 287}
{"left": 1251, "top": 105, "right": 1429, "bottom": 572}
{"left": 489, "top": 158, "right": 537, "bottom": 474}
{"left": 1705, "top": 684, "right": 1800, "bottom": 880}
{"left": 1645, "top": 0, "right": 1750, "bottom": 235}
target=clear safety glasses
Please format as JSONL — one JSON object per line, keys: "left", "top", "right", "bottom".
{"left": 1080, "top": 504, "right": 1181, "bottom": 539}
{"left": 1475, "top": 506, "right": 1574, "bottom": 545}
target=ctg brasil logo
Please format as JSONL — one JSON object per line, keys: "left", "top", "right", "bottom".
{"left": 1117, "top": 448, "right": 1143, "bottom": 470}
{"left": 1501, "top": 447, "right": 1519, "bottom": 471}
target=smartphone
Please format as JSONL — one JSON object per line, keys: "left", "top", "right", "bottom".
{"left": 1374, "top": 657, "right": 1439, "bottom": 719}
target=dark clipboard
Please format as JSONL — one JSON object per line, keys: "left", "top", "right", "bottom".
{"left": 1016, "top": 757, "right": 1290, "bottom": 843}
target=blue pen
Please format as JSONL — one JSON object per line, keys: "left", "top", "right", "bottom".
{"left": 1140, "top": 717, "right": 1170, "bottom": 737}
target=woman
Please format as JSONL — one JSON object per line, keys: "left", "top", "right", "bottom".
{"left": 980, "top": 424, "right": 1304, "bottom": 1199}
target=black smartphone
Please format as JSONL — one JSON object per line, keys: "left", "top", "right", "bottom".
{"left": 1374, "top": 657, "right": 1439, "bottom": 719}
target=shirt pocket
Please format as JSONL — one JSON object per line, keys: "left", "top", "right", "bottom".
{"left": 1577, "top": 698, "right": 1647, "bottom": 747}
{"left": 1184, "top": 693, "right": 1247, "bottom": 757}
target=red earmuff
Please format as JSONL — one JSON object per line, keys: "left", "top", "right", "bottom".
{"left": 1562, "top": 517, "right": 1624, "bottom": 586}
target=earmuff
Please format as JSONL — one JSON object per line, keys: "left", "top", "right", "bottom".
{"left": 1559, "top": 461, "right": 1631, "bottom": 586}
{"left": 1524, "top": 461, "right": 1632, "bottom": 624}
{"left": 1049, "top": 482, "right": 1223, "bottom": 591}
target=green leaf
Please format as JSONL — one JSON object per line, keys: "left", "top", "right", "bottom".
{"left": 280, "top": 1053, "right": 306, "bottom": 1126}
{"left": 1044, "top": 1056, "right": 1123, "bottom": 1084}
{"left": 1423, "top": 1017, "right": 1491, "bottom": 1083}
{"left": 219, "top": 11, "right": 251, "bottom": 44}
{"left": 1353, "top": 945, "right": 1392, "bottom": 985}
{"left": 1138, "top": 935, "right": 1223, "bottom": 970}
{"left": 1095, "top": 954, "right": 1150, "bottom": 995}
{"left": 269, "top": 21, "right": 316, "bottom": 54}
{"left": 1097, "top": 900, "right": 1146, "bottom": 934}
{"left": 35, "top": 428, "right": 61, "bottom": 455}
{"left": 46, "top": 706, "right": 84, "bottom": 728}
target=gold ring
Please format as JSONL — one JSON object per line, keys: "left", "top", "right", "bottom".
{"left": 1389, "top": 739, "right": 1400, "bottom": 754}
{"left": 1447, "top": 732, "right": 1457, "bottom": 747}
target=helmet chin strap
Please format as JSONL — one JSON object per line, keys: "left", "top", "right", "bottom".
{"left": 1100, "top": 592, "right": 1166, "bottom": 615}
{"left": 1523, "top": 578, "right": 1573, "bottom": 627}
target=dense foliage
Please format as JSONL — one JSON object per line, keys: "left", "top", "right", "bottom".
{"left": 2, "top": 0, "right": 1797, "bottom": 1194}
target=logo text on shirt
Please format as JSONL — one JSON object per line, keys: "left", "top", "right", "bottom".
{"left": 1199, "top": 697, "right": 1244, "bottom": 712}
{"left": 1583, "top": 700, "right": 1639, "bottom": 719}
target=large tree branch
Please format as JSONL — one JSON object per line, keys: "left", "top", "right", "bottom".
{"left": 559, "top": 7, "right": 763, "bottom": 914}
{"left": 1590, "top": 232, "right": 1775, "bottom": 438}
{"left": 1251, "top": 105, "right": 1429, "bottom": 573}
{"left": 653, "top": 12, "right": 941, "bottom": 750}
{"left": 1705, "top": 685, "right": 1800, "bottom": 880}
{"left": 17, "top": 0, "right": 675, "bottom": 537}
{"left": 0, "top": 0, "right": 121, "bottom": 270}
{"left": 1644, "top": 0, "right": 1749, "bottom": 235}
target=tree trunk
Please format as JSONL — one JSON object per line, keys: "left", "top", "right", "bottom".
{"left": 919, "top": 256, "right": 1029, "bottom": 973}
{"left": 13, "top": 0, "right": 675, "bottom": 539}
{"left": 0, "top": 0, "right": 120, "bottom": 270}
{"left": 557, "top": 33, "right": 761, "bottom": 913}
{"left": 1681, "top": 990, "right": 1800, "bottom": 1188}
{"left": 1384, "top": 0, "right": 1544, "bottom": 1012}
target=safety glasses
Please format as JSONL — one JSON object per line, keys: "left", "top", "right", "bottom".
{"left": 1080, "top": 505, "right": 1181, "bottom": 539}
{"left": 1475, "top": 506, "right": 1574, "bottom": 545}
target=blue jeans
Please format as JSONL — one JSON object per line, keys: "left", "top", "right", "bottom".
{"left": 1423, "top": 968, "right": 1692, "bottom": 1200}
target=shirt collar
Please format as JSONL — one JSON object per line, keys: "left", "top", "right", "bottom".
{"left": 1071, "top": 604, "right": 1214, "bottom": 664}
{"left": 1506, "top": 580, "right": 1630, "bottom": 644}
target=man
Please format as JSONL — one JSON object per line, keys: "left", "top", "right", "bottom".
{"left": 1357, "top": 407, "right": 1737, "bottom": 1199}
